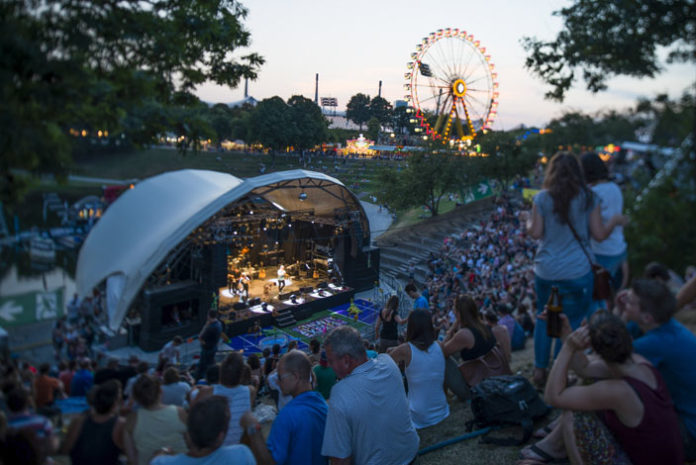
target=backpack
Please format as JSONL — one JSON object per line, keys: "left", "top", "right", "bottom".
{"left": 466, "top": 375, "right": 549, "bottom": 445}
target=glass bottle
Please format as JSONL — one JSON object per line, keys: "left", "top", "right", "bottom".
{"left": 546, "top": 286, "right": 563, "bottom": 338}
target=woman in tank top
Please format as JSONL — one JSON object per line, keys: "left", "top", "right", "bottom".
{"left": 374, "top": 295, "right": 406, "bottom": 353}
{"left": 124, "top": 374, "right": 187, "bottom": 465}
{"left": 520, "top": 311, "right": 683, "bottom": 465}
{"left": 60, "top": 380, "right": 125, "bottom": 465}
{"left": 441, "top": 295, "right": 511, "bottom": 400}
{"left": 388, "top": 309, "right": 449, "bottom": 429}
{"left": 192, "top": 352, "right": 256, "bottom": 445}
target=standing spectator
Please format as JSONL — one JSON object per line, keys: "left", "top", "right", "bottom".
{"left": 406, "top": 283, "right": 429, "bottom": 311}
{"left": 60, "top": 379, "right": 125, "bottom": 465}
{"left": 312, "top": 351, "right": 336, "bottom": 401}
{"left": 194, "top": 352, "right": 255, "bottom": 446}
{"left": 242, "top": 350, "right": 328, "bottom": 465}
{"left": 71, "top": 358, "right": 94, "bottom": 397}
{"left": 52, "top": 318, "right": 66, "bottom": 360}
{"left": 33, "top": 363, "right": 65, "bottom": 427}
{"left": 150, "top": 395, "right": 255, "bottom": 465}
{"left": 387, "top": 310, "right": 450, "bottom": 429}
{"left": 321, "top": 326, "right": 419, "bottom": 465}
{"left": 197, "top": 310, "right": 222, "bottom": 380}
{"left": 520, "top": 152, "right": 625, "bottom": 387}
{"left": 160, "top": 336, "right": 183, "bottom": 367}
{"left": 124, "top": 374, "right": 187, "bottom": 465}
{"left": 581, "top": 151, "right": 629, "bottom": 303}
{"left": 374, "top": 295, "right": 405, "bottom": 353}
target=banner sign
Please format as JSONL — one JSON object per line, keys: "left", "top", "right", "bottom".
{"left": 0, "top": 288, "right": 64, "bottom": 327}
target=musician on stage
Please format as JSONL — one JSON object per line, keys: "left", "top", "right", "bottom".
{"left": 239, "top": 272, "right": 250, "bottom": 303}
{"left": 277, "top": 264, "right": 286, "bottom": 293}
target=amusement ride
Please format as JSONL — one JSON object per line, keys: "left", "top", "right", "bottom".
{"left": 404, "top": 28, "right": 499, "bottom": 146}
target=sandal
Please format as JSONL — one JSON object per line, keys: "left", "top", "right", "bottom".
{"left": 532, "top": 425, "right": 553, "bottom": 439}
{"left": 519, "top": 444, "right": 567, "bottom": 464}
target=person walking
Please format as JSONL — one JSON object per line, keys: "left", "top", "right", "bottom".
{"left": 196, "top": 310, "right": 222, "bottom": 380}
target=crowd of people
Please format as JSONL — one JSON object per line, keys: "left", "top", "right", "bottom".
{"left": 2, "top": 151, "right": 696, "bottom": 465}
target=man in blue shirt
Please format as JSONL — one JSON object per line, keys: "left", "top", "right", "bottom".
{"left": 70, "top": 358, "right": 94, "bottom": 397}
{"left": 242, "top": 350, "right": 328, "bottom": 465}
{"left": 617, "top": 278, "right": 696, "bottom": 461}
{"left": 405, "top": 283, "right": 429, "bottom": 311}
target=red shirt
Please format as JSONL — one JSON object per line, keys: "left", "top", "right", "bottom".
{"left": 59, "top": 370, "right": 74, "bottom": 396}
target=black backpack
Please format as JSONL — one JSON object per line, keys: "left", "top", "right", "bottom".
{"left": 466, "top": 374, "right": 549, "bottom": 445}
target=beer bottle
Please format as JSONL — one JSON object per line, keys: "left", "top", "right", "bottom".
{"left": 546, "top": 286, "right": 563, "bottom": 338}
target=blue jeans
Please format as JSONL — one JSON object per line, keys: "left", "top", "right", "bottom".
{"left": 534, "top": 270, "right": 593, "bottom": 369}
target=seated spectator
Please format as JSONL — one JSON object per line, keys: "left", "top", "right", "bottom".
{"left": 615, "top": 278, "right": 696, "bottom": 461}
{"left": 321, "top": 325, "right": 419, "bottom": 465}
{"left": 312, "top": 351, "right": 336, "bottom": 401}
{"left": 151, "top": 395, "right": 255, "bottom": 465}
{"left": 194, "top": 352, "right": 255, "bottom": 445}
{"left": 161, "top": 367, "right": 191, "bottom": 407}
{"left": 388, "top": 309, "right": 450, "bottom": 429}
{"left": 70, "top": 358, "right": 94, "bottom": 397}
{"left": 60, "top": 379, "right": 125, "bottom": 465}
{"left": 308, "top": 339, "right": 321, "bottom": 365}
{"left": 58, "top": 360, "right": 76, "bottom": 396}
{"left": 124, "top": 375, "right": 188, "bottom": 465}
{"left": 242, "top": 350, "right": 328, "bottom": 465}
{"left": 124, "top": 361, "right": 149, "bottom": 401}
{"left": 442, "top": 295, "right": 511, "bottom": 401}
{"left": 159, "top": 336, "right": 183, "bottom": 366}
{"left": 5, "top": 385, "right": 58, "bottom": 463}
{"left": 497, "top": 304, "right": 527, "bottom": 351}
{"left": 520, "top": 311, "right": 683, "bottom": 464}
{"left": 94, "top": 358, "right": 121, "bottom": 385}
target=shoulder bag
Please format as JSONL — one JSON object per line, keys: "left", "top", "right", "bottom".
{"left": 566, "top": 220, "right": 612, "bottom": 301}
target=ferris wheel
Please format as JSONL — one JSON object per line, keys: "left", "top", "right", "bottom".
{"left": 404, "top": 28, "right": 499, "bottom": 144}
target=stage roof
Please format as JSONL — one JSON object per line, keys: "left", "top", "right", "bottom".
{"left": 76, "top": 169, "right": 368, "bottom": 330}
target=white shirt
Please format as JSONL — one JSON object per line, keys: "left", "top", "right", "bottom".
{"left": 590, "top": 181, "right": 627, "bottom": 256}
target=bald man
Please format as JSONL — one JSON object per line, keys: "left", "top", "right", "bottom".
{"left": 241, "top": 350, "right": 328, "bottom": 465}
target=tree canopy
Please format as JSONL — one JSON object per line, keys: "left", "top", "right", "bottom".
{"left": 1, "top": 0, "right": 263, "bottom": 204}
{"left": 346, "top": 93, "right": 372, "bottom": 130}
{"left": 522, "top": 0, "right": 695, "bottom": 101}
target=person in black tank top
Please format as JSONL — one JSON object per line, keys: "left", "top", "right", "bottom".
{"left": 375, "top": 295, "right": 406, "bottom": 353}
{"left": 441, "top": 295, "right": 512, "bottom": 400}
{"left": 60, "top": 380, "right": 124, "bottom": 465}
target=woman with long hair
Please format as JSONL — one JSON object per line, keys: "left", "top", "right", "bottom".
{"left": 441, "top": 294, "right": 511, "bottom": 400}
{"left": 520, "top": 311, "right": 683, "bottom": 464}
{"left": 520, "top": 152, "right": 626, "bottom": 387}
{"left": 374, "top": 295, "right": 406, "bottom": 353}
{"left": 581, "top": 151, "right": 629, "bottom": 304}
{"left": 388, "top": 309, "right": 449, "bottom": 429}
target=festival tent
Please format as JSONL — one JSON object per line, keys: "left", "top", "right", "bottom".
{"left": 76, "top": 169, "right": 368, "bottom": 330}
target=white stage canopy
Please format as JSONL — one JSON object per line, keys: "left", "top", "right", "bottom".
{"left": 76, "top": 169, "right": 368, "bottom": 330}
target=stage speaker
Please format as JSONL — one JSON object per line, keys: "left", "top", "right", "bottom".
{"left": 278, "top": 292, "right": 293, "bottom": 301}
{"left": 300, "top": 286, "right": 313, "bottom": 294}
{"left": 317, "top": 281, "right": 328, "bottom": 289}
{"left": 233, "top": 302, "right": 248, "bottom": 311}
{"left": 248, "top": 297, "right": 261, "bottom": 306}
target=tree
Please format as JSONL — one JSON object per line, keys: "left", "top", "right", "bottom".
{"left": 287, "top": 95, "right": 329, "bottom": 150}
{"left": 208, "top": 104, "right": 235, "bottom": 144}
{"left": 346, "top": 93, "right": 371, "bottom": 130}
{"left": 377, "top": 148, "right": 465, "bottom": 216}
{"left": 247, "top": 97, "right": 293, "bottom": 151}
{"left": 366, "top": 118, "right": 381, "bottom": 142}
{"left": 477, "top": 131, "right": 537, "bottom": 190}
{"left": 522, "top": 0, "right": 695, "bottom": 101}
{"left": 369, "top": 96, "right": 393, "bottom": 126}
{"left": 1, "top": 0, "right": 263, "bottom": 204}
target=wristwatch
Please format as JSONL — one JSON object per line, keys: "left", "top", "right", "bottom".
{"left": 245, "top": 423, "right": 262, "bottom": 436}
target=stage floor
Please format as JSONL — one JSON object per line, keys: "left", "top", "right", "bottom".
{"left": 225, "top": 298, "right": 381, "bottom": 356}
{"left": 219, "top": 265, "right": 328, "bottom": 306}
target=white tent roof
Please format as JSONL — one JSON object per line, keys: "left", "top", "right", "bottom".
{"left": 76, "top": 169, "right": 367, "bottom": 330}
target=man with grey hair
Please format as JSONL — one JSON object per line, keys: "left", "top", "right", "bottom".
{"left": 321, "top": 325, "right": 419, "bottom": 465}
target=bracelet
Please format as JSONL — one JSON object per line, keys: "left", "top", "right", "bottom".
{"left": 245, "top": 423, "right": 262, "bottom": 436}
